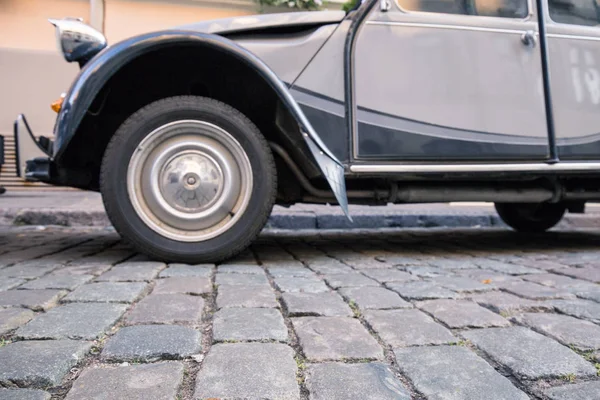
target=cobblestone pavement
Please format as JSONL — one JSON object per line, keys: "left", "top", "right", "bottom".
{"left": 0, "top": 225, "right": 600, "bottom": 399}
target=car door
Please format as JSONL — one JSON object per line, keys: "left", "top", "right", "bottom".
{"left": 353, "top": 0, "right": 549, "bottom": 161}
{"left": 546, "top": 0, "right": 600, "bottom": 159}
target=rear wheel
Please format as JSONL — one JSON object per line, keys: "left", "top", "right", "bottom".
{"left": 494, "top": 202, "right": 566, "bottom": 233}
{"left": 100, "top": 96, "right": 276, "bottom": 262}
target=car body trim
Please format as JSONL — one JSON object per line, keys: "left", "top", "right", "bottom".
{"left": 547, "top": 33, "right": 600, "bottom": 42}
{"left": 534, "top": 0, "right": 559, "bottom": 162}
{"left": 350, "top": 162, "right": 600, "bottom": 173}
{"left": 345, "top": 0, "right": 380, "bottom": 161}
{"left": 364, "top": 21, "right": 526, "bottom": 34}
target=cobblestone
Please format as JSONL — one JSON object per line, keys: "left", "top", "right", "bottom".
{"left": 218, "top": 264, "right": 264, "bottom": 274}
{"left": 0, "top": 389, "right": 50, "bottom": 400}
{"left": 16, "top": 303, "right": 127, "bottom": 340}
{"left": 403, "top": 266, "right": 450, "bottom": 278}
{"left": 18, "top": 274, "right": 94, "bottom": 290}
{"left": 503, "top": 281, "right": 575, "bottom": 300}
{"left": 514, "top": 312, "right": 600, "bottom": 350}
{"left": 158, "top": 263, "right": 213, "bottom": 278}
{"left": 292, "top": 317, "right": 383, "bottom": 361}
{"left": 476, "top": 259, "right": 543, "bottom": 275}
{"left": 0, "top": 340, "right": 91, "bottom": 388}
{"left": 152, "top": 276, "right": 211, "bottom": 295}
{"left": 215, "top": 272, "right": 270, "bottom": 286}
{"left": 547, "top": 299, "right": 600, "bottom": 323}
{"left": 95, "top": 264, "right": 163, "bottom": 282}
{"left": 418, "top": 299, "right": 510, "bottom": 328}
{"left": 544, "top": 381, "right": 600, "bottom": 400}
{"left": 274, "top": 276, "right": 329, "bottom": 293}
{"left": 125, "top": 293, "right": 204, "bottom": 324}
{"left": 194, "top": 343, "right": 299, "bottom": 399}
{"left": 306, "top": 362, "right": 410, "bottom": 400}
{"left": 386, "top": 281, "right": 459, "bottom": 300}
{"left": 576, "top": 289, "right": 600, "bottom": 302}
{"left": 216, "top": 284, "right": 278, "bottom": 308}
{"left": 306, "top": 260, "right": 354, "bottom": 274}
{"left": 555, "top": 266, "right": 600, "bottom": 283}
{"left": 267, "top": 265, "right": 317, "bottom": 278}
{"left": 0, "top": 289, "right": 65, "bottom": 311}
{"left": 324, "top": 273, "right": 379, "bottom": 289}
{"left": 0, "top": 278, "right": 26, "bottom": 291}
{"left": 2, "top": 226, "right": 600, "bottom": 398}
{"left": 394, "top": 346, "right": 528, "bottom": 400}
{"left": 0, "top": 308, "right": 34, "bottom": 335}
{"left": 463, "top": 326, "right": 597, "bottom": 380}
{"left": 339, "top": 287, "right": 412, "bottom": 310}
{"left": 282, "top": 292, "right": 352, "bottom": 316}
{"left": 0, "top": 264, "right": 60, "bottom": 279}
{"left": 364, "top": 309, "right": 455, "bottom": 347}
{"left": 64, "top": 282, "right": 147, "bottom": 303}
{"left": 212, "top": 308, "right": 288, "bottom": 341}
{"left": 66, "top": 362, "right": 183, "bottom": 400}
{"left": 470, "top": 291, "right": 549, "bottom": 315}
{"left": 101, "top": 325, "right": 201, "bottom": 361}
{"left": 430, "top": 276, "right": 496, "bottom": 292}
{"left": 522, "top": 273, "right": 597, "bottom": 290}
{"left": 428, "top": 258, "right": 479, "bottom": 270}
{"left": 361, "top": 269, "right": 416, "bottom": 283}
{"left": 52, "top": 263, "right": 112, "bottom": 276}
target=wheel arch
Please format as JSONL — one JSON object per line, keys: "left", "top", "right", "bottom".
{"left": 53, "top": 30, "right": 349, "bottom": 211}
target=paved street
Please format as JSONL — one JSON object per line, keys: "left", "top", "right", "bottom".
{"left": 0, "top": 225, "right": 599, "bottom": 399}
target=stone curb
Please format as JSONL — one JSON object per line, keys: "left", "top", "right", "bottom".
{"left": 1, "top": 208, "right": 599, "bottom": 230}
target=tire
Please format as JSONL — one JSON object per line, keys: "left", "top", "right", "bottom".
{"left": 100, "top": 96, "right": 276, "bottom": 263}
{"left": 494, "top": 202, "right": 566, "bottom": 233}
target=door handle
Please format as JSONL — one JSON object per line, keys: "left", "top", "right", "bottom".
{"left": 521, "top": 30, "right": 537, "bottom": 47}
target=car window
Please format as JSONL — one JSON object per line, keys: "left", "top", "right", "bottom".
{"left": 396, "top": 0, "right": 528, "bottom": 18}
{"left": 549, "top": 0, "right": 600, "bottom": 26}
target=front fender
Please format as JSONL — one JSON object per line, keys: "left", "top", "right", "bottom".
{"left": 54, "top": 30, "right": 350, "bottom": 215}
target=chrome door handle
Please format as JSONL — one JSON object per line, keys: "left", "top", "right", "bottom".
{"left": 521, "top": 31, "right": 537, "bottom": 47}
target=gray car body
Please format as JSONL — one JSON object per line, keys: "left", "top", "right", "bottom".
{"left": 183, "top": 3, "right": 600, "bottom": 165}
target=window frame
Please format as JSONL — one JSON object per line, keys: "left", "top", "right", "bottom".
{"left": 392, "top": 0, "right": 534, "bottom": 22}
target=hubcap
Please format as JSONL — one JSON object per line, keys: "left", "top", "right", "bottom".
{"left": 160, "top": 151, "right": 223, "bottom": 213}
{"left": 127, "top": 120, "right": 253, "bottom": 242}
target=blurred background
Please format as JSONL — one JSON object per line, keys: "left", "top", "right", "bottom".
{"left": 0, "top": 0, "right": 345, "bottom": 190}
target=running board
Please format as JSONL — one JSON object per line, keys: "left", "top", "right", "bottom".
{"left": 350, "top": 163, "right": 600, "bottom": 174}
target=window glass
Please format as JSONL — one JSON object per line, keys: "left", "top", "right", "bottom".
{"left": 396, "top": 0, "right": 528, "bottom": 18}
{"left": 474, "top": 0, "right": 528, "bottom": 18}
{"left": 549, "top": 0, "right": 600, "bottom": 26}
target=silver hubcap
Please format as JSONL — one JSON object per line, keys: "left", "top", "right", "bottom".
{"left": 127, "top": 120, "right": 253, "bottom": 242}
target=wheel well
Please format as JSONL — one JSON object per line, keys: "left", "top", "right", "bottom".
{"left": 62, "top": 44, "right": 320, "bottom": 194}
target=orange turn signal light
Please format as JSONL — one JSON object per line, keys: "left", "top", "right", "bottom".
{"left": 51, "top": 93, "right": 66, "bottom": 113}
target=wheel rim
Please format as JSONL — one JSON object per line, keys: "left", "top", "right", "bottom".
{"left": 127, "top": 120, "right": 253, "bottom": 242}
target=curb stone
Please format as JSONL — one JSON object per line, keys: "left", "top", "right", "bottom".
{"left": 2, "top": 207, "right": 600, "bottom": 230}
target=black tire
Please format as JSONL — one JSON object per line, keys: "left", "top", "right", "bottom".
{"left": 100, "top": 96, "right": 276, "bottom": 263}
{"left": 494, "top": 202, "right": 566, "bottom": 233}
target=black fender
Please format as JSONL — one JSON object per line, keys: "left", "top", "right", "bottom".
{"left": 54, "top": 30, "right": 350, "bottom": 215}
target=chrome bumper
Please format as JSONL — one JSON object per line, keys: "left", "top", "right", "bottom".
{"left": 13, "top": 114, "right": 52, "bottom": 181}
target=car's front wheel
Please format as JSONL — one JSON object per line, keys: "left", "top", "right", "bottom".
{"left": 494, "top": 202, "right": 566, "bottom": 233}
{"left": 100, "top": 96, "right": 276, "bottom": 262}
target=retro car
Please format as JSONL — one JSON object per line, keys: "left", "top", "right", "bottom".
{"left": 11, "top": 0, "right": 600, "bottom": 261}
